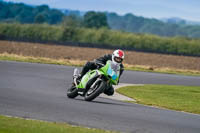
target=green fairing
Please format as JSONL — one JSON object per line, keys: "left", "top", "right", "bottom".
{"left": 77, "top": 70, "right": 101, "bottom": 89}
{"left": 101, "top": 61, "right": 119, "bottom": 85}
{"left": 77, "top": 61, "right": 120, "bottom": 89}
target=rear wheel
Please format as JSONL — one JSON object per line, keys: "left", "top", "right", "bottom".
{"left": 84, "top": 80, "right": 105, "bottom": 101}
{"left": 67, "top": 84, "right": 78, "bottom": 98}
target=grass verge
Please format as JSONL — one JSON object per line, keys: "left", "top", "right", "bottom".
{"left": 117, "top": 85, "right": 200, "bottom": 114}
{"left": 125, "top": 64, "right": 200, "bottom": 76}
{"left": 0, "top": 115, "right": 116, "bottom": 133}
{"left": 0, "top": 52, "right": 200, "bottom": 76}
{"left": 0, "top": 53, "right": 85, "bottom": 67}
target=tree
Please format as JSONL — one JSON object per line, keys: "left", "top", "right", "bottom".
{"left": 48, "top": 9, "right": 64, "bottom": 24}
{"left": 34, "top": 13, "right": 48, "bottom": 24}
{"left": 35, "top": 5, "right": 49, "bottom": 12}
{"left": 83, "top": 11, "right": 109, "bottom": 29}
{"left": 62, "top": 14, "right": 82, "bottom": 27}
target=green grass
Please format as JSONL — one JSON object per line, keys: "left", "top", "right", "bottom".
{"left": 117, "top": 85, "right": 200, "bottom": 114}
{"left": 0, "top": 115, "right": 116, "bottom": 133}
{"left": 0, "top": 53, "right": 84, "bottom": 67}
{"left": 125, "top": 66, "right": 200, "bottom": 76}
{"left": 1, "top": 53, "right": 200, "bottom": 76}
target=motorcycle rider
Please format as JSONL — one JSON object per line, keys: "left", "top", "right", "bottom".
{"left": 78, "top": 49, "right": 125, "bottom": 96}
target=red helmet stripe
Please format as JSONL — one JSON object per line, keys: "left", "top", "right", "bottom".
{"left": 118, "top": 50, "right": 124, "bottom": 58}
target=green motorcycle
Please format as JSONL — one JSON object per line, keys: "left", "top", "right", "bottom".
{"left": 67, "top": 60, "right": 120, "bottom": 101}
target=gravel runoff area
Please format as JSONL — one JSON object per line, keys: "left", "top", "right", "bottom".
{"left": 100, "top": 83, "right": 143, "bottom": 102}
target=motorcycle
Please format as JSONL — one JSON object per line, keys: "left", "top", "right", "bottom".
{"left": 67, "top": 60, "right": 120, "bottom": 101}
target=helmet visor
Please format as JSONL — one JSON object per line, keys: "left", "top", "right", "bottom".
{"left": 114, "top": 57, "right": 123, "bottom": 63}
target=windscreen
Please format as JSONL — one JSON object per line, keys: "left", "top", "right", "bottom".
{"left": 107, "top": 61, "right": 120, "bottom": 80}
{"left": 110, "top": 61, "right": 120, "bottom": 73}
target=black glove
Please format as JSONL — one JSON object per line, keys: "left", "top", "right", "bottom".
{"left": 95, "top": 62, "right": 104, "bottom": 69}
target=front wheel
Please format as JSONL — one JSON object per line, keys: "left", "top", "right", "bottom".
{"left": 84, "top": 80, "right": 106, "bottom": 101}
{"left": 67, "top": 85, "right": 78, "bottom": 98}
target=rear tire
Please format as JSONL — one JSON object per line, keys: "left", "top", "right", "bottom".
{"left": 67, "top": 85, "right": 78, "bottom": 98}
{"left": 84, "top": 80, "right": 105, "bottom": 101}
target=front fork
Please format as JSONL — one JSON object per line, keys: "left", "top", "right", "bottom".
{"left": 73, "top": 78, "right": 78, "bottom": 87}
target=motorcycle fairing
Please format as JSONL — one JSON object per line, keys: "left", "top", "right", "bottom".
{"left": 100, "top": 61, "right": 120, "bottom": 85}
{"left": 77, "top": 70, "right": 101, "bottom": 89}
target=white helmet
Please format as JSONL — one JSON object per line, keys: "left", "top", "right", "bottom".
{"left": 112, "top": 49, "right": 125, "bottom": 64}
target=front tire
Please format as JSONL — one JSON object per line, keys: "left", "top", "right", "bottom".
{"left": 67, "top": 85, "right": 78, "bottom": 98}
{"left": 84, "top": 80, "right": 105, "bottom": 101}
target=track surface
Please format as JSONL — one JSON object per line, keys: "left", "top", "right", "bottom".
{"left": 0, "top": 61, "right": 200, "bottom": 133}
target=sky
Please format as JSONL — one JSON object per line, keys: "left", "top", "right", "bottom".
{"left": 4, "top": 0, "right": 200, "bottom": 21}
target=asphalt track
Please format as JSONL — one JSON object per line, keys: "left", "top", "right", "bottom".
{"left": 0, "top": 61, "right": 200, "bottom": 133}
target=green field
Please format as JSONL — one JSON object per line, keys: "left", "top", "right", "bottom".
{"left": 0, "top": 115, "right": 116, "bottom": 133}
{"left": 117, "top": 85, "right": 200, "bottom": 114}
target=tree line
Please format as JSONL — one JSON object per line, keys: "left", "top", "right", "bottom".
{"left": 0, "top": 1, "right": 63, "bottom": 24}
{"left": 106, "top": 13, "right": 200, "bottom": 38}
{"left": 0, "top": 1, "right": 108, "bottom": 28}
{"left": 1, "top": 1, "right": 200, "bottom": 38}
